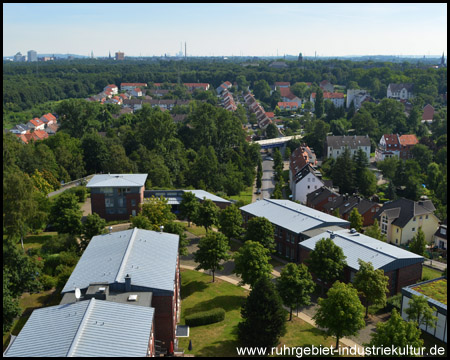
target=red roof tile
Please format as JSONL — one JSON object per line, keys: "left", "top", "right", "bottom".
{"left": 399, "top": 134, "right": 418, "bottom": 146}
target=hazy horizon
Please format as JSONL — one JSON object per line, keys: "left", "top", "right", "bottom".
{"left": 3, "top": 3, "right": 447, "bottom": 58}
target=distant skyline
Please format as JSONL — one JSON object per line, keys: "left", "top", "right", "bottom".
{"left": 3, "top": 3, "right": 447, "bottom": 58}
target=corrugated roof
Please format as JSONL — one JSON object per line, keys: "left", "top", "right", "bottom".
{"left": 299, "top": 229, "right": 423, "bottom": 272}
{"left": 184, "top": 190, "right": 230, "bottom": 204}
{"left": 240, "top": 199, "right": 349, "bottom": 234}
{"left": 86, "top": 174, "right": 148, "bottom": 188}
{"left": 4, "top": 298, "right": 154, "bottom": 357}
{"left": 62, "top": 228, "right": 179, "bottom": 294}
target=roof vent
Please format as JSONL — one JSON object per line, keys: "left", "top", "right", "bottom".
{"left": 128, "top": 294, "right": 138, "bottom": 301}
{"left": 330, "top": 232, "right": 335, "bottom": 239}
{"left": 98, "top": 287, "right": 106, "bottom": 293}
{"left": 350, "top": 228, "right": 356, "bottom": 234}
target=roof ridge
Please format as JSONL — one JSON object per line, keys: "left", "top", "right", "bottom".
{"left": 66, "top": 298, "right": 96, "bottom": 357}
{"left": 265, "top": 199, "right": 322, "bottom": 221}
{"left": 115, "top": 227, "right": 138, "bottom": 283}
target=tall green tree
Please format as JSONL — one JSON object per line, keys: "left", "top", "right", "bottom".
{"left": 194, "top": 232, "right": 230, "bottom": 282}
{"left": 331, "top": 147, "right": 355, "bottom": 195}
{"left": 244, "top": 216, "right": 275, "bottom": 251}
{"left": 179, "top": 191, "right": 199, "bottom": 227}
{"left": 276, "top": 263, "right": 315, "bottom": 321}
{"left": 3, "top": 271, "right": 22, "bottom": 335}
{"left": 313, "top": 281, "right": 365, "bottom": 349}
{"left": 349, "top": 208, "right": 363, "bottom": 232}
{"left": 314, "top": 88, "right": 324, "bottom": 118}
{"left": 194, "top": 199, "right": 220, "bottom": 232}
{"left": 353, "top": 260, "right": 389, "bottom": 318}
{"left": 366, "top": 309, "right": 423, "bottom": 353}
{"left": 409, "top": 227, "right": 427, "bottom": 256}
{"left": 238, "top": 277, "right": 286, "bottom": 352}
{"left": 307, "top": 237, "right": 347, "bottom": 295}
{"left": 80, "top": 213, "right": 107, "bottom": 252}
{"left": 234, "top": 240, "right": 273, "bottom": 288}
{"left": 140, "top": 196, "right": 176, "bottom": 231}
{"left": 405, "top": 294, "right": 438, "bottom": 329}
{"left": 364, "top": 219, "right": 387, "bottom": 242}
{"left": 218, "top": 204, "right": 243, "bottom": 241}
{"left": 50, "top": 192, "right": 83, "bottom": 235}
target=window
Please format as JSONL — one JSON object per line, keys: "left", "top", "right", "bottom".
{"left": 117, "top": 197, "right": 124, "bottom": 207}
{"left": 307, "top": 185, "right": 310, "bottom": 189}
{"left": 413, "top": 217, "right": 416, "bottom": 222}
{"left": 412, "top": 227, "right": 415, "bottom": 232}
{"left": 102, "top": 187, "right": 113, "bottom": 194}
{"left": 312, "top": 178, "right": 315, "bottom": 182}
{"left": 419, "top": 216, "right": 422, "bottom": 220}
{"left": 286, "top": 246, "right": 290, "bottom": 258}
{"left": 395, "top": 239, "right": 398, "bottom": 244}
{"left": 105, "top": 198, "right": 114, "bottom": 208}
{"left": 441, "top": 228, "right": 446, "bottom": 235}
{"left": 131, "top": 199, "right": 136, "bottom": 207}
{"left": 308, "top": 178, "right": 310, "bottom": 182}
{"left": 426, "top": 215, "right": 428, "bottom": 219}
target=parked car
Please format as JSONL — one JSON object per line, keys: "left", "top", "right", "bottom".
{"left": 266, "top": 156, "right": 274, "bottom": 161}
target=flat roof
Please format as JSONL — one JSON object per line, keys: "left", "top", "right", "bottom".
{"left": 3, "top": 298, "right": 155, "bottom": 357}
{"left": 299, "top": 228, "right": 424, "bottom": 272}
{"left": 240, "top": 199, "right": 349, "bottom": 235}
{"left": 86, "top": 174, "right": 147, "bottom": 188}
{"left": 402, "top": 277, "right": 447, "bottom": 313}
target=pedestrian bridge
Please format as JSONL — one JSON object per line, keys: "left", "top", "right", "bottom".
{"left": 253, "top": 135, "right": 303, "bottom": 149}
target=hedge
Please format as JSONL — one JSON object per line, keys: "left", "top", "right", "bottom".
{"left": 185, "top": 308, "right": 225, "bottom": 327}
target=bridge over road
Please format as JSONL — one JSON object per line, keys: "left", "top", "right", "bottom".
{"left": 253, "top": 135, "right": 303, "bottom": 149}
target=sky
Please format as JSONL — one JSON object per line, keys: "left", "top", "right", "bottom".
{"left": 3, "top": 3, "right": 447, "bottom": 57}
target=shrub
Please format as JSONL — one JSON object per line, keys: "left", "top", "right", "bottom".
{"left": 185, "top": 308, "right": 225, "bottom": 327}
{"left": 41, "top": 234, "right": 78, "bottom": 254}
{"left": 40, "top": 274, "right": 57, "bottom": 290}
{"left": 385, "top": 293, "right": 402, "bottom": 312}
{"left": 68, "top": 186, "right": 87, "bottom": 202}
{"left": 43, "top": 254, "right": 61, "bottom": 276}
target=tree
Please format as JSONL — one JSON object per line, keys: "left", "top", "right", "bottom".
{"left": 349, "top": 208, "right": 363, "bottom": 232}
{"left": 193, "top": 232, "right": 230, "bottom": 282}
{"left": 353, "top": 260, "right": 389, "bottom": 318}
{"left": 238, "top": 277, "right": 286, "bottom": 352}
{"left": 314, "top": 88, "right": 324, "bottom": 118}
{"left": 218, "top": 204, "right": 243, "bottom": 241}
{"left": 50, "top": 192, "right": 83, "bottom": 235}
{"left": 234, "top": 240, "right": 273, "bottom": 288}
{"left": 364, "top": 219, "right": 387, "bottom": 242}
{"left": 163, "top": 221, "right": 189, "bottom": 256}
{"left": 367, "top": 309, "right": 423, "bottom": 352}
{"left": 265, "top": 123, "right": 278, "bottom": 139}
{"left": 140, "top": 196, "right": 176, "bottom": 231}
{"left": 194, "top": 199, "right": 220, "bottom": 232}
{"left": 256, "top": 157, "right": 262, "bottom": 189}
{"left": 3, "top": 270, "right": 22, "bottom": 335}
{"left": 80, "top": 213, "right": 107, "bottom": 251}
{"left": 331, "top": 147, "right": 355, "bottom": 195}
{"left": 405, "top": 294, "right": 438, "bottom": 329}
{"left": 276, "top": 263, "right": 315, "bottom": 321}
{"left": 130, "top": 213, "right": 153, "bottom": 230}
{"left": 253, "top": 79, "right": 271, "bottom": 103}
{"left": 179, "top": 191, "right": 199, "bottom": 227}
{"left": 244, "top": 216, "right": 275, "bottom": 251}
{"left": 411, "top": 144, "right": 433, "bottom": 173}
{"left": 313, "top": 281, "right": 365, "bottom": 349}
{"left": 307, "top": 237, "right": 347, "bottom": 295}
{"left": 409, "top": 227, "right": 427, "bottom": 256}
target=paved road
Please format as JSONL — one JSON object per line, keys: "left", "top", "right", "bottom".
{"left": 423, "top": 260, "right": 447, "bottom": 272}
{"left": 47, "top": 175, "right": 94, "bottom": 198}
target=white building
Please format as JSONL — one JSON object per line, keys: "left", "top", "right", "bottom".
{"left": 326, "top": 135, "right": 371, "bottom": 160}
{"left": 291, "top": 164, "right": 324, "bottom": 204}
{"left": 310, "top": 92, "right": 345, "bottom": 108}
{"left": 27, "top": 50, "right": 37, "bottom": 62}
{"left": 346, "top": 89, "right": 370, "bottom": 109}
{"left": 387, "top": 83, "right": 414, "bottom": 100}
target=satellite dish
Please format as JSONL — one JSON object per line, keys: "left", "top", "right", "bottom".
{"left": 75, "top": 288, "right": 81, "bottom": 300}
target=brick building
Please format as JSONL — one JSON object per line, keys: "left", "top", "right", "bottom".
{"left": 87, "top": 174, "right": 147, "bottom": 221}
{"left": 60, "top": 228, "right": 180, "bottom": 351}
{"left": 299, "top": 228, "right": 424, "bottom": 295}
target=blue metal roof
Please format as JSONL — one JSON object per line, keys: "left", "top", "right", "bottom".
{"left": 240, "top": 199, "right": 349, "bottom": 234}
{"left": 62, "top": 228, "right": 179, "bottom": 294}
{"left": 299, "top": 228, "right": 424, "bottom": 272}
{"left": 86, "top": 174, "right": 148, "bottom": 188}
{"left": 4, "top": 298, "right": 154, "bottom": 357}
{"left": 184, "top": 190, "right": 230, "bottom": 203}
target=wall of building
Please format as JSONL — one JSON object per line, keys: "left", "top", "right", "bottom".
{"left": 399, "top": 215, "right": 440, "bottom": 244}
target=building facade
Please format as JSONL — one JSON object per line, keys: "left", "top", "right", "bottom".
{"left": 27, "top": 50, "right": 37, "bottom": 62}
{"left": 326, "top": 135, "right": 371, "bottom": 160}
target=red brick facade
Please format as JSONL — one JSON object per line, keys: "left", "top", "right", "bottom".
{"left": 90, "top": 187, "right": 144, "bottom": 221}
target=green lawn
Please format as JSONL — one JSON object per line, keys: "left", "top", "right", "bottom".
{"left": 18, "top": 232, "right": 58, "bottom": 252}
{"left": 413, "top": 278, "right": 447, "bottom": 305}
{"left": 229, "top": 186, "right": 253, "bottom": 205}
{"left": 178, "top": 269, "right": 343, "bottom": 357}
{"left": 179, "top": 221, "right": 208, "bottom": 237}
{"left": 422, "top": 266, "right": 443, "bottom": 281}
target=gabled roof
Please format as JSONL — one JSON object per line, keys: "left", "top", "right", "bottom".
{"left": 388, "top": 83, "right": 414, "bottom": 92}
{"left": 375, "top": 198, "right": 436, "bottom": 228}
{"left": 40, "top": 113, "right": 57, "bottom": 123}
{"left": 422, "top": 104, "right": 434, "bottom": 121}
{"left": 399, "top": 134, "right": 418, "bottom": 146}
{"left": 300, "top": 228, "right": 424, "bottom": 272}
{"left": 240, "top": 199, "right": 349, "bottom": 235}
{"left": 28, "top": 118, "right": 44, "bottom": 127}
{"left": 275, "top": 82, "right": 290, "bottom": 86}
{"left": 86, "top": 174, "right": 148, "bottom": 188}
{"left": 62, "top": 228, "right": 179, "bottom": 294}
{"left": 306, "top": 186, "right": 339, "bottom": 207}
{"left": 326, "top": 135, "right": 371, "bottom": 149}
{"left": 3, "top": 298, "right": 154, "bottom": 357}
{"left": 280, "top": 87, "right": 297, "bottom": 100}
{"left": 278, "top": 102, "right": 298, "bottom": 107}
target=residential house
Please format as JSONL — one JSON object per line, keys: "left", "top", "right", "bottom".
{"left": 184, "top": 83, "right": 210, "bottom": 91}
{"left": 422, "top": 104, "right": 435, "bottom": 123}
{"left": 40, "top": 113, "right": 57, "bottom": 125}
{"left": 310, "top": 92, "right": 345, "bottom": 108}
{"left": 387, "top": 83, "right": 414, "bottom": 100}
{"left": 9, "top": 124, "right": 29, "bottom": 134}
{"left": 216, "top": 81, "right": 232, "bottom": 95}
{"left": 375, "top": 134, "right": 418, "bottom": 161}
{"left": 433, "top": 221, "right": 447, "bottom": 252}
{"left": 131, "top": 88, "right": 143, "bottom": 97}
{"left": 3, "top": 298, "right": 156, "bottom": 357}
{"left": 27, "top": 117, "right": 46, "bottom": 131}
{"left": 319, "top": 80, "right": 334, "bottom": 93}
{"left": 280, "top": 87, "right": 302, "bottom": 106}
{"left": 401, "top": 277, "right": 447, "bottom": 343}
{"left": 103, "top": 84, "right": 118, "bottom": 95}
{"left": 17, "top": 129, "right": 49, "bottom": 144}
{"left": 346, "top": 89, "right": 371, "bottom": 109}
{"left": 326, "top": 135, "right": 371, "bottom": 160}
{"left": 240, "top": 199, "right": 349, "bottom": 262}
{"left": 59, "top": 227, "right": 180, "bottom": 350}
{"left": 44, "top": 123, "right": 59, "bottom": 135}
{"left": 374, "top": 198, "right": 440, "bottom": 245}
{"left": 278, "top": 102, "right": 299, "bottom": 111}
{"left": 121, "top": 83, "right": 148, "bottom": 92}
{"left": 306, "top": 186, "right": 340, "bottom": 212}
{"left": 290, "top": 164, "right": 324, "bottom": 204}
{"left": 398, "top": 134, "right": 418, "bottom": 160}
{"left": 265, "top": 112, "right": 275, "bottom": 119}
{"left": 86, "top": 174, "right": 148, "bottom": 221}
{"left": 322, "top": 194, "right": 381, "bottom": 227}
{"left": 299, "top": 228, "right": 424, "bottom": 295}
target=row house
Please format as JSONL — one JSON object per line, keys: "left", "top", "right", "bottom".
{"left": 322, "top": 193, "right": 381, "bottom": 227}
{"left": 121, "top": 82, "right": 148, "bottom": 91}
{"left": 184, "top": 83, "right": 210, "bottom": 91}
{"left": 103, "top": 84, "right": 118, "bottom": 95}
{"left": 17, "top": 129, "right": 49, "bottom": 144}
{"left": 221, "top": 90, "right": 237, "bottom": 111}
{"left": 280, "top": 87, "right": 302, "bottom": 106}
{"left": 375, "top": 134, "right": 418, "bottom": 161}
{"left": 326, "top": 135, "right": 371, "bottom": 160}
{"left": 278, "top": 101, "right": 299, "bottom": 111}
{"left": 216, "top": 81, "right": 232, "bottom": 95}
{"left": 387, "top": 83, "right": 414, "bottom": 100}
{"left": 244, "top": 91, "right": 272, "bottom": 130}
{"left": 319, "top": 80, "right": 334, "bottom": 93}
{"left": 310, "top": 91, "right": 345, "bottom": 108}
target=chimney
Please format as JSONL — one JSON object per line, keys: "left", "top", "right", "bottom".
{"left": 125, "top": 274, "right": 131, "bottom": 292}
{"left": 330, "top": 232, "right": 335, "bottom": 239}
